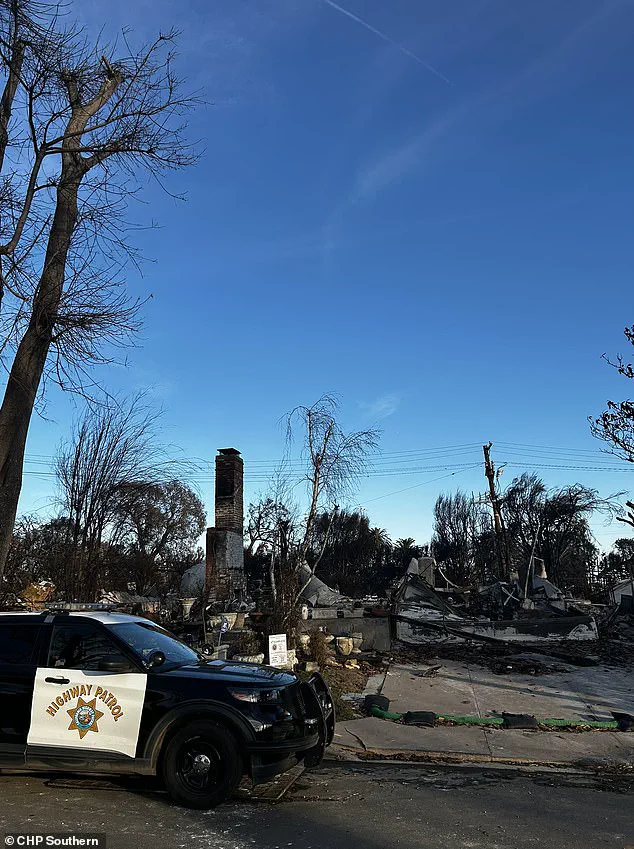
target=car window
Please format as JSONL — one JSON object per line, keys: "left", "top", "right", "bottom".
{"left": 110, "top": 622, "right": 200, "bottom": 670}
{"left": 0, "top": 621, "right": 40, "bottom": 665}
{"left": 48, "top": 621, "right": 124, "bottom": 670}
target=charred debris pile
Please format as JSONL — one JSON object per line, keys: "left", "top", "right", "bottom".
{"left": 389, "top": 557, "right": 634, "bottom": 672}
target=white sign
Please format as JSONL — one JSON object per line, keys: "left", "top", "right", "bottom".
{"left": 268, "top": 633, "right": 288, "bottom": 667}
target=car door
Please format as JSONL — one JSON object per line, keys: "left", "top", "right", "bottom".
{"left": 27, "top": 618, "right": 148, "bottom": 759}
{"left": 0, "top": 616, "right": 42, "bottom": 759}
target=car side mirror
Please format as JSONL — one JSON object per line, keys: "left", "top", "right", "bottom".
{"left": 98, "top": 655, "right": 133, "bottom": 673}
{"left": 147, "top": 650, "right": 166, "bottom": 669}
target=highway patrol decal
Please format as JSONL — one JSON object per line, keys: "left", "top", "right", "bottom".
{"left": 28, "top": 670, "right": 147, "bottom": 758}
{"left": 45, "top": 683, "right": 125, "bottom": 724}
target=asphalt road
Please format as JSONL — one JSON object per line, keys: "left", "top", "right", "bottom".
{"left": 1, "top": 762, "right": 633, "bottom": 849}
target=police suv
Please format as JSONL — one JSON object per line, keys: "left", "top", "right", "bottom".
{"left": 0, "top": 609, "right": 335, "bottom": 808}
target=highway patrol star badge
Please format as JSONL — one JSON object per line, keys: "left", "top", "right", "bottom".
{"left": 67, "top": 696, "right": 105, "bottom": 739}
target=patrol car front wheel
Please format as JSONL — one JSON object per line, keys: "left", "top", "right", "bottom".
{"left": 162, "top": 720, "right": 243, "bottom": 809}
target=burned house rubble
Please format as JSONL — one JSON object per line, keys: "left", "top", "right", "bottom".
{"left": 293, "top": 553, "right": 610, "bottom": 652}
{"left": 299, "top": 564, "right": 350, "bottom": 609}
{"left": 12, "top": 442, "right": 629, "bottom": 671}
{"left": 297, "top": 565, "right": 392, "bottom": 652}
{"left": 393, "top": 557, "right": 599, "bottom": 645}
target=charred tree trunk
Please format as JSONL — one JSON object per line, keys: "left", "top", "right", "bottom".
{"left": 0, "top": 50, "right": 125, "bottom": 580}
{"left": 0, "top": 167, "right": 82, "bottom": 574}
{"left": 0, "top": 17, "right": 193, "bottom": 584}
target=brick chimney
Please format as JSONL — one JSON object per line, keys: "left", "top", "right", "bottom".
{"left": 215, "top": 448, "right": 243, "bottom": 532}
{"left": 205, "top": 448, "right": 246, "bottom": 605}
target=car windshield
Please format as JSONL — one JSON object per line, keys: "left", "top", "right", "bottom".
{"left": 110, "top": 622, "right": 201, "bottom": 670}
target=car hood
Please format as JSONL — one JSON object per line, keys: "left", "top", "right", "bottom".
{"left": 164, "top": 659, "right": 297, "bottom": 687}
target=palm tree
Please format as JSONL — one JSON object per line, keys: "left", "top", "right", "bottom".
{"left": 394, "top": 537, "right": 420, "bottom": 568}
{"left": 371, "top": 527, "right": 391, "bottom": 549}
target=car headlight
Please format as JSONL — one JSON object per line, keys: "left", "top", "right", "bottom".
{"left": 228, "top": 687, "right": 284, "bottom": 704}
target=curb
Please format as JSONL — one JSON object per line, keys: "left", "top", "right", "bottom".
{"left": 322, "top": 753, "right": 593, "bottom": 776}
{"left": 324, "top": 744, "right": 634, "bottom": 773}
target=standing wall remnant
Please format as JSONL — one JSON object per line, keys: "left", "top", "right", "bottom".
{"left": 205, "top": 448, "right": 246, "bottom": 605}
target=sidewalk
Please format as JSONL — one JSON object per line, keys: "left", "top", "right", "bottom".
{"left": 381, "top": 659, "right": 634, "bottom": 722}
{"left": 330, "top": 716, "right": 634, "bottom": 769}
{"left": 327, "top": 659, "right": 634, "bottom": 770}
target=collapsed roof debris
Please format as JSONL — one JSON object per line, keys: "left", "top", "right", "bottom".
{"left": 299, "top": 564, "right": 351, "bottom": 608}
{"left": 393, "top": 573, "right": 599, "bottom": 644}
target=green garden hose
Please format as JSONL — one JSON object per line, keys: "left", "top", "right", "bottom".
{"left": 370, "top": 706, "right": 403, "bottom": 721}
{"left": 437, "top": 714, "right": 504, "bottom": 726}
{"left": 369, "top": 705, "right": 621, "bottom": 730}
{"left": 539, "top": 718, "right": 619, "bottom": 729}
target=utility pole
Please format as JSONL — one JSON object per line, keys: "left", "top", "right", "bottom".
{"left": 483, "top": 442, "right": 508, "bottom": 575}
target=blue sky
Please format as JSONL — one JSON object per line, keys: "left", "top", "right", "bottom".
{"left": 16, "top": 0, "right": 634, "bottom": 549}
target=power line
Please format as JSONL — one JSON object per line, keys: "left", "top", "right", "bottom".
{"left": 20, "top": 443, "right": 486, "bottom": 467}
{"left": 22, "top": 441, "right": 626, "bottom": 468}
{"left": 493, "top": 448, "right": 626, "bottom": 463}
{"left": 497, "top": 441, "right": 616, "bottom": 456}
{"left": 20, "top": 460, "right": 634, "bottom": 481}
{"left": 502, "top": 462, "right": 634, "bottom": 473}
{"left": 358, "top": 464, "right": 482, "bottom": 505}
{"left": 19, "top": 439, "right": 634, "bottom": 484}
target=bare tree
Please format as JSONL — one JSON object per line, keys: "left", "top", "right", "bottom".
{"left": 286, "top": 394, "right": 379, "bottom": 570}
{"left": 242, "top": 397, "right": 379, "bottom": 636}
{"left": 0, "top": 0, "right": 197, "bottom": 580}
{"left": 274, "top": 395, "right": 379, "bottom": 627}
{"left": 55, "top": 394, "right": 183, "bottom": 600}
{"left": 1, "top": 513, "right": 43, "bottom": 602}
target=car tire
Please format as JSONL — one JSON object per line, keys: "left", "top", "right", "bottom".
{"left": 303, "top": 741, "right": 325, "bottom": 769}
{"left": 161, "top": 719, "right": 243, "bottom": 809}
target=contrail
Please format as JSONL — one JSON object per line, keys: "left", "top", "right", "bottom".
{"left": 322, "top": 0, "right": 453, "bottom": 86}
